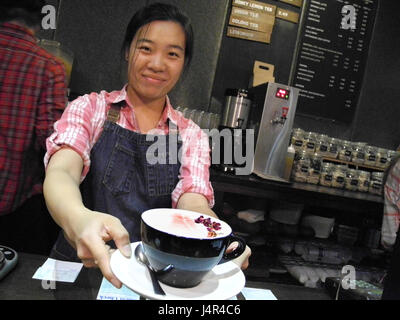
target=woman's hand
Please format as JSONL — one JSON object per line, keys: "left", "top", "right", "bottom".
{"left": 64, "top": 209, "right": 132, "bottom": 288}
{"left": 227, "top": 243, "right": 252, "bottom": 270}
{"left": 44, "top": 148, "right": 131, "bottom": 288}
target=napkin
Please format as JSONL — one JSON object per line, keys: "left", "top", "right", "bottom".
{"left": 32, "top": 258, "right": 83, "bottom": 283}
{"left": 241, "top": 287, "right": 277, "bottom": 300}
{"left": 97, "top": 277, "right": 141, "bottom": 300}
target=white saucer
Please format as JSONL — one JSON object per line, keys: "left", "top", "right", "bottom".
{"left": 110, "top": 241, "right": 246, "bottom": 300}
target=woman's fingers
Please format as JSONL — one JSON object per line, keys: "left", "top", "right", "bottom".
{"left": 104, "top": 218, "right": 131, "bottom": 258}
{"left": 82, "top": 235, "right": 122, "bottom": 288}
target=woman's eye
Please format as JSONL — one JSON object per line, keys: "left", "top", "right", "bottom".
{"left": 169, "top": 52, "right": 180, "bottom": 58}
{"left": 138, "top": 46, "right": 151, "bottom": 52}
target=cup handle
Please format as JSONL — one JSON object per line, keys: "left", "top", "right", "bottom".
{"left": 220, "top": 234, "right": 246, "bottom": 263}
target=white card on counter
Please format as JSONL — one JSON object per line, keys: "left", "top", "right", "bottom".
{"left": 241, "top": 287, "right": 277, "bottom": 300}
{"left": 97, "top": 277, "right": 141, "bottom": 300}
{"left": 32, "top": 258, "right": 83, "bottom": 283}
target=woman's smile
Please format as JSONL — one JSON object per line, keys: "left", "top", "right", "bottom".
{"left": 142, "top": 73, "right": 167, "bottom": 85}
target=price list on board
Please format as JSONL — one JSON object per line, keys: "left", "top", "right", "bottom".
{"left": 291, "top": 0, "right": 377, "bottom": 122}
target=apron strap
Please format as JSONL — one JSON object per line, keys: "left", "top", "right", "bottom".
{"left": 107, "top": 101, "right": 126, "bottom": 123}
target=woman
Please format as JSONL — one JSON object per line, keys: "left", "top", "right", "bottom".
{"left": 43, "top": 3, "right": 250, "bottom": 288}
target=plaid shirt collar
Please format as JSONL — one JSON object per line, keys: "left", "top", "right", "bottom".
{"left": 0, "top": 22, "right": 36, "bottom": 44}
{"left": 105, "top": 85, "right": 179, "bottom": 128}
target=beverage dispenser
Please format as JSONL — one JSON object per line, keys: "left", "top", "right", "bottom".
{"left": 248, "top": 82, "right": 299, "bottom": 182}
{"left": 218, "top": 88, "right": 253, "bottom": 173}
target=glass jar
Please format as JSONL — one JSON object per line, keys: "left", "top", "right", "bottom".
{"left": 345, "top": 168, "right": 359, "bottom": 191}
{"left": 315, "top": 134, "right": 330, "bottom": 157}
{"left": 358, "top": 170, "right": 370, "bottom": 192}
{"left": 291, "top": 128, "right": 305, "bottom": 152}
{"left": 303, "top": 131, "right": 317, "bottom": 155}
{"left": 307, "top": 153, "right": 322, "bottom": 184}
{"left": 319, "top": 162, "right": 334, "bottom": 187}
{"left": 293, "top": 150, "right": 310, "bottom": 183}
{"left": 365, "top": 145, "right": 378, "bottom": 167}
{"left": 369, "top": 172, "right": 384, "bottom": 195}
{"left": 332, "top": 165, "right": 347, "bottom": 189}
{"left": 327, "top": 137, "right": 340, "bottom": 159}
{"left": 352, "top": 142, "right": 367, "bottom": 164}
{"left": 338, "top": 140, "right": 353, "bottom": 162}
{"left": 376, "top": 148, "right": 389, "bottom": 169}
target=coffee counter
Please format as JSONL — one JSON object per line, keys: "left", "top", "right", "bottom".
{"left": 0, "top": 252, "right": 331, "bottom": 300}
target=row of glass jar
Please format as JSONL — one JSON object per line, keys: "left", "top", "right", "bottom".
{"left": 291, "top": 128, "right": 397, "bottom": 169}
{"left": 291, "top": 151, "right": 384, "bottom": 195}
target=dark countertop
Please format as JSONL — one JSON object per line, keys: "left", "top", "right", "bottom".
{"left": 0, "top": 252, "right": 331, "bottom": 300}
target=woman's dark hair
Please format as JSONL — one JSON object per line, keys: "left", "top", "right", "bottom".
{"left": 0, "top": 0, "right": 46, "bottom": 28}
{"left": 122, "top": 2, "right": 194, "bottom": 70}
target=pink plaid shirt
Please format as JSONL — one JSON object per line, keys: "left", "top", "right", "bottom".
{"left": 44, "top": 86, "right": 214, "bottom": 208}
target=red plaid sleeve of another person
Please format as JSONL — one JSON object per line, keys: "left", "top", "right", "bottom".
{"left": 0, "top": 23, "right": 67, "bottom": 215}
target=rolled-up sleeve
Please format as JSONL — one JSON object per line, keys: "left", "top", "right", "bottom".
{"left": 44, "top": 93, "right": 100, "bottom": 181}
{"left": 171, "top": 123, "right": 215, "bottom": 209}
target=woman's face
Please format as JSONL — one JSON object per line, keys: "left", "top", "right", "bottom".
{"left": 126, "top": 20, "right": 186, "bottom": 105}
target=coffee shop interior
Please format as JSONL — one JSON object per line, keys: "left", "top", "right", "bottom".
{"left": 2, "top": 0, "right": 400, "bottom": 300}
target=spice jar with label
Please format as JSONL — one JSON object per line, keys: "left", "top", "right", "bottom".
{"left": 369, "top": 172, "right": 384, "bottom": 195}
{"left": 293, "top": 150, "right": 310, "bottom": 183}
{"left": 332, "top": 165, "right": 347, "bottom": 189}
{"left": 291, "top": 128, "right": 305, "bottom": 152}
{"left": 352, "top": 142, "right": 367, "bottom": 164}
{"left": 358, "top": 170, "right": 371, "bottom": 192}
{"left": 338, "top": 140, "right": 353, "bottom": 162}
{"left": 376, "top": 148, "right": 389, "bottom": 169}
{"left": 319, "top": 162, "right": 334, "bottom": 187}
{"left": 345, "top": 168, "right": 359, "bottom": 191}
{"left": 307, "top": 153, "right": 322, "bottom": 184}
{"left": 303, "top": 131, "right": 317, "bottom": 155}
{"left": 315, "top": 134, "right": 330, "bottom": 157}
{"left": 365, "top": 145, "right": 378, "bottom": 167}
{"left": 327, "top": 137, "right": 340, "bottom": 159}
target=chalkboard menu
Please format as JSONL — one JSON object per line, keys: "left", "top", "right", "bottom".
{"left": 290, "top": 0, "right": 377, "bottom": 122}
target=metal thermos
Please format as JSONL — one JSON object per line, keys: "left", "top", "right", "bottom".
{"left": 221, "top": 89, "right": 252, "bottom": 129}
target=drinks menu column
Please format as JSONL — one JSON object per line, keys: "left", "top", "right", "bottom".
{"left": 290, "top": 0, "right": 377, "bottom": 122}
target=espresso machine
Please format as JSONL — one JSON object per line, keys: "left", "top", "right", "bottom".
{"left": 248, "top": 82, "right": 299, "bottom": 182}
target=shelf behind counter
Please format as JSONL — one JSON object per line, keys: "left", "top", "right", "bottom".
{"left": 210, "top": 168, "right": 383, "bottom": 215}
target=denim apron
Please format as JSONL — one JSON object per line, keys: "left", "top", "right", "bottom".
{"left": 50, "top": 101, "right": 181, "bottom": 261}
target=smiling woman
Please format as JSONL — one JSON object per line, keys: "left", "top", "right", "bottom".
{"left": 42, "top": 2, "right": 250, "bottom": 289}
{"left": 126, "top": 20, "right": 186, "bottom": 132}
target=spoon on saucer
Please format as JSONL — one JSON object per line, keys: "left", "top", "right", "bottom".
{"left": 134, "top": 243, "right": 166, "bottom": 296}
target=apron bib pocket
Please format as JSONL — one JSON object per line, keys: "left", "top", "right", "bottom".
{"left": 103, "top": 142, "right": 136, "bottom": 196}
